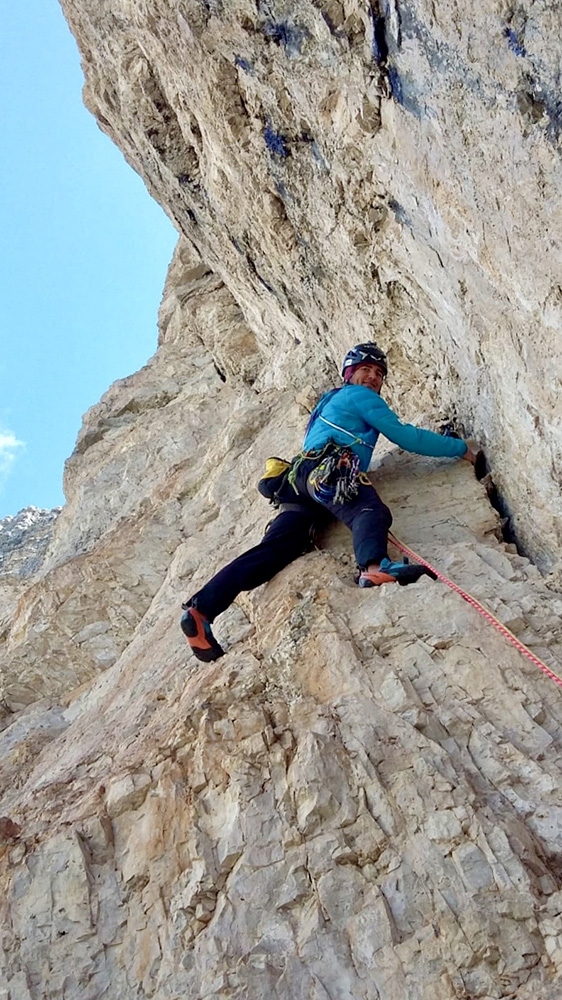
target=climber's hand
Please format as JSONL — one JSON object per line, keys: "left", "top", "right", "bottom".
{"left": 462, "top": 439, "right": 482, "bottom": 465}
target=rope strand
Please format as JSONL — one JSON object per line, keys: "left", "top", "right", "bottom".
{"left": 388, "top": 532, "right": 562, "bottom": 691}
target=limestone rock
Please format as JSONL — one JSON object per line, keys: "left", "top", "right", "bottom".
{"left": 0, "top": 507, "right": 62, "bottom": 724}
{"left": 0, "top": 507, "right": 61, "bottom": 579}
{"left": 59, "top": 0, "right": 562, "bottom": 570}
{"left": 2, "top": 369, "right": 562, "bottom": 997}
{"left": 1, "top": 2, "right": 562, "bottom": 998}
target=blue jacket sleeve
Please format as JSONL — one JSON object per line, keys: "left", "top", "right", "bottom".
{"left": 350, "top": 390, "right": 468, "bottom": 459}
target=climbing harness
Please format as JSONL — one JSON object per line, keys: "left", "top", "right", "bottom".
{"left": 287, "top": 441, "right": 362, "bottom": 504}
{"left": 388, "top": 531, "right": 562, "bottom": 691}
{"left": 308, "top": 445, "right": 361, "bottom": 504}
{"left": 259, "top": 441, "right": 365, "bottom": 508}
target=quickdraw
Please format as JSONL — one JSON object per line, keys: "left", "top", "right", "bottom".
{"left": 288, "top": 442, "right": 362, "bottom": 505}
{"left": 388, "top": 531, "right": 562, "bottom": 691}
{"left": 308, "top": 446, "right": 361, "bottom": 504}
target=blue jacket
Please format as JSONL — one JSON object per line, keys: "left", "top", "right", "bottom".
{"left": 302, "top": 385, "right": 467, "bottom": 470}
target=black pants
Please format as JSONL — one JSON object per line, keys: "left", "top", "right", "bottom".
{"left": 190, "top": 458, "right": 392, "bottom": 622}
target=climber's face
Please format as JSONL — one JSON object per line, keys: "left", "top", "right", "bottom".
{"left": 349, "top": 363, "right": 385, "bottom": 393}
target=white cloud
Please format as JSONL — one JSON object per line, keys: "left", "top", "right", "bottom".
{"left": 0, "top": 429, "right": 25, "bottom": 486}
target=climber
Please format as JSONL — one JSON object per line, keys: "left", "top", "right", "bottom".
{"left": 181, "top": 342, "right": 481, "bottom": 662}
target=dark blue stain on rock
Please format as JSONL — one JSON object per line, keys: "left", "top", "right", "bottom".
{"left": 371, "top": 13, "right": 389, "bottom": 65}
{"left": 379, "top": 0, "right": 402, "bottom": 53}
{"left": 235, "top": 56, "right": 253, "bottom": 74}
{"left": 504, "top": 27, "right": 526, "bottom": 58}
{"left": 368, "top": 1, "right": 396, "bottom": 63}
{"left": 264, "top": 122, "right": 290, "bottom": 157}
{"left": 263, "top": 20, "right": 310, "bottom": 57}
{"left": 388, "top": 199, "right": 412, "bottom": 229}
{"left": 387, "top": 65, "right": 403, "bottom": 102}
{"left": 311, "top": 140, "right": 329, "bottom": 171}
{"left": 544, "top": 93, "right": 562, "bottom": 139}
{"left": 394, "top": 2, "right": 448, "bottom": 71}
{"left": 387, "top": 64, "right": 422, "bottom": 119}
{"left": 370, "top": 0, "right": 561, "bottom": 147}
{"left": 368, "top": 2, "right": 425, "bottom": 117}
{"left": 246, "top": 255, "right": 277, "bottom": 295}
{"left": 274, "top": 179, "right": 291, "bottom": 201}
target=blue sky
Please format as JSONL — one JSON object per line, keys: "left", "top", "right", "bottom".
{"left": 0, "top": 4, "right": 177, "bottom": 518}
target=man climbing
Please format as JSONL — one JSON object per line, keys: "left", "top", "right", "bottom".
{"left": 181, "top": 342, "right": 481, "bottom": 662}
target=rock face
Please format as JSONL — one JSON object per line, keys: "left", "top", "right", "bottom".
{"left": 2, "top": 241, "right": 562, "bottom": 999}
{"left": 0, "top": 508, "right": 61, "bottom": 579}
{"left": 1, "top": 2, "right": 562, "bottom": 998}
{"left": 0, "top": 507, "right": 62, "bottom": 710}
{"left": 60, "top": 0, "right": 562, "bottom": 570}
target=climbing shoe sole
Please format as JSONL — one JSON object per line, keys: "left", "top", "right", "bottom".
{"left": 181, "top": 606, "right": 224, "bottom": 662}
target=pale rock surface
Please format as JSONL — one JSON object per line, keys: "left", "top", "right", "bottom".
{"left": 0, "top": 507, "right": 62, "bottom": 716}
{"left": 1, "top": 244, "right": 562, "bottom": 996}
{"left": 59, "top": 0, "right": 562, "bottom": 569}
{"left": 1, "top": 1, "right": 562, "bottom": 997}
{"left": 0, "top": 507, "right": 61, "bottom": 580}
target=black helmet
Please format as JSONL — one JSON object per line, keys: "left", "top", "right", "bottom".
{"left": 341, "top": 342, "right": 388, "bottom": 377}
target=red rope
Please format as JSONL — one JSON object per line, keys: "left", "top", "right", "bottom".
{"left": 388, "top": 532, "right": 562, "bottom": 691}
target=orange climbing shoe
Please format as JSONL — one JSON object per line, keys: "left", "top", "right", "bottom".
{"left": 358, "top": 568, "right": 397, "bottom": 587}
{"left": 181, "top": 603, "right": 224, "bottom": 662}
